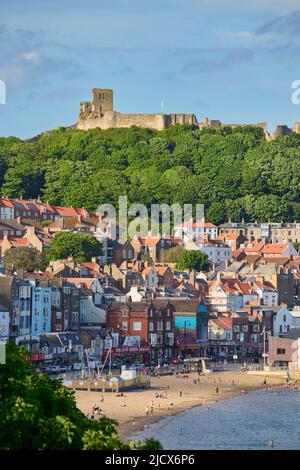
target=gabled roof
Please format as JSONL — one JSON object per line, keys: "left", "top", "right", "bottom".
{"left": 262, "top": 243, "right": 289, "bottom": 255}
{"left": 243, "top": 241, "right": 265, "bottom": 253}
{"left": 210, "top": 316, "right": 233, "bottom": 330}
{"left": 261, "top": 256, "right": 290, "bottom": 266}
{"left": 3, "top": 237, "right": 29, "bottom": 246}
{"left": 139, "top": 236, "right": 161, "bottom": 247}
{"left": 176, "top": 220, "right": 217, "bottom": 229}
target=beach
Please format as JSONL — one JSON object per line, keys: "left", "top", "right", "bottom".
{"left": 74, "top": 370, "right": 286, "bottom": 440}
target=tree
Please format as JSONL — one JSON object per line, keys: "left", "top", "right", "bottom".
{"left": 163, "top": 246, "right": 184, "bottom": 263}
{"left": 0, "top": 342, "right": 162, "bottom": 450}
{"left": 3, "top": 247, "right": 46, "bottom": 272}
{"left": 46, "top": 232, "right": 102, "bottom": 263}
{"left": 177, "top": 249, "right": 210, "bottom": 272}
{"left": 0, "top": 125, "right": 299, "bottom": 223}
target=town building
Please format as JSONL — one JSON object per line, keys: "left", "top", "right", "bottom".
{"left": 273, "top": 306, "right": 300, "bottom": 337}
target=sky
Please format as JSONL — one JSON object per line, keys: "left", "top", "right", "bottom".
{"left": 1, "top": 0, "right": 300, "bottom": 138}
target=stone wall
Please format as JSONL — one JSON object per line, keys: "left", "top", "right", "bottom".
{"left": 78, "top": 110, "right": 198, "bottom": 131}
{"left": 76, "top": 88, "right": 300, "bottom": 137}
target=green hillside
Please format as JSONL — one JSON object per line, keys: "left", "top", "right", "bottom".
{"left": 0, "top": 124, "right": 299, "bottom": 224}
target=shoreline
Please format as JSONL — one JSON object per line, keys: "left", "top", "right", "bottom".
{"left": 119, "top": 382, "right": 284, "bottom": 441}
{"left": 74, "top": 370, "right": 286, "bottom": 442}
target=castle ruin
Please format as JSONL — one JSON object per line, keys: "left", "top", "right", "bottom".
{"left": 78, "top": 88, "right": 197, "bottom": 131}
{"left": 77, "top": 88, "right": 300, "bottom": 138}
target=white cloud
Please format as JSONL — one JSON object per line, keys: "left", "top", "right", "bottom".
{"left": 19, "top": 51, "right": 42, "bottom": 63}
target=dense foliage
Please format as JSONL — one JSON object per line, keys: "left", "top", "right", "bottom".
{"left": 3, "top": 246, "right": 46, "bottom": 272}
{"left": 0, "top": 125, "right": 299, "bottom": 224}
{"left": 0, "top": 342, "right": 162, "bottom": 450}
{"left": 45, "top": 232, "right": 102, "bottom": 263}
{"left": 177, "top": 250, "right": 210, "bottom": 272}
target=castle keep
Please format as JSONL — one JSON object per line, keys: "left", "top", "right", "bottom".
{"left": 77, "top": 88, "right": 300, "bottom": 138}
{"left": 78, "top": 88, "right": 197, "bottom": 131}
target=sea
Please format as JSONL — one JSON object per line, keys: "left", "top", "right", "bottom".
{"left": 131, "top": 388, "right": 300, "bottom": 450}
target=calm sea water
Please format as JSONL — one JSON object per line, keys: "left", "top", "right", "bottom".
{"left": 132, "top": 389, "right": 300, "bottom": 450}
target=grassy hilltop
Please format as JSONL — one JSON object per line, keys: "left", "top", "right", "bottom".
{"left": 0, "top": 124, "right": 299, "bottom": 224}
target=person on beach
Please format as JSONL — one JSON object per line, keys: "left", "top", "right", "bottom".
{"left": 132, "top": 419, "right": 136, "bottom": 426}
{"left": 121, "top": 401, "right": 126, "bottom": 407}
{"left": 179, "top": 389, "right": 182, "bottom": 397}
{"left": 216, "top": 387, "right": 219, "bottom": 395}
{"left": 145, "top": 406, "right": 149, "bottom": 416}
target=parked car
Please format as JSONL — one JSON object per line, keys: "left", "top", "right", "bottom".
{"left": 44, "top": 365, "right": 61, "bottom": 375}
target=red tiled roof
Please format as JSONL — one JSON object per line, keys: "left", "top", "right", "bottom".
{"left": 211, "top": 317, "right": 233, "bottom": 330}
{"left": 262, "top": 244, "right": 289, "bottom": 255}
{"left": 0, "top": 198, "right": 14, "bottom": 208}
{"left": 176, "top": 220, "right": 217, "bottom": 229}
{"left": 140, "top": 236, "right": 161, "bottom": 247}
{"left": 6, "top": 237, "right": 29, "bottom": 246}
{"left": 243, "top": 241, "right": 265, "bottom": 253}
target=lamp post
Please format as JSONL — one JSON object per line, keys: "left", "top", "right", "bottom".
{"left": 261, "top": 325, "right": 266, "bottom": 369}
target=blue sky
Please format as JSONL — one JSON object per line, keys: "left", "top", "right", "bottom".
{"left": 1, "top": 0, "right": 300, "bottom": 138}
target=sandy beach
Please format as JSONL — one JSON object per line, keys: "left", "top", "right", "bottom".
{"left": 74, "top": 370, "right": 286, "bottom": 440}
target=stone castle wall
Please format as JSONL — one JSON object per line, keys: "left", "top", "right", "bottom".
{"left": 77, "top": 111, "right": 198, "bottom": 131}
{"left": 77, "top": 88, "right": 300, "bottom": 138}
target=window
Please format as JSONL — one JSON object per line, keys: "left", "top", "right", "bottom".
{"left": 242, "top": 325, "right": 248, "bottom": 332}
{"left": 72, "top": 312, "right": 78, "bottom": 322}
{"left": 133, "top": 322, "right": 141, "bottom": 331}
{"left": 122, "top": 321, "right": 127, "bottom": 331}
{"left": 252, "top": 324, "right": 259, "bottom": 332}
{"left": 157, "top": 321, "right": 163, "bottom": 331}
{"left": 149, "top": 322, "right": 154, "bottom": 332}
{"left": 283, "top": 315, "right": 286, "bottom": 322}
{"left": 277, "top": 348, "right": 286, "bottom": 355}
{"left": 150, "top": 333, "right": 157, "bottom": 346}
{"left": 166, "top": 321, "right": 171, "bottom": 331}
{"left": 122, "top": 309, "right": 128, "bottom": 317}
{"left": 233, "top": 325, "right": 240, "bottom": 332}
